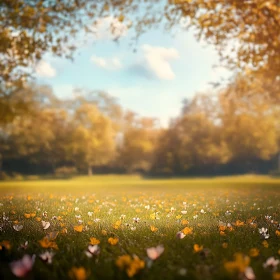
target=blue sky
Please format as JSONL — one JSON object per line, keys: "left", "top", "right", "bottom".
{"left": 35, "top": 17, "right": 231, "bottom": 127}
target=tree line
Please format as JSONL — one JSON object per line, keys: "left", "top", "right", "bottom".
{"left": 1, "top": 73, "right": 279, "bottom": 177}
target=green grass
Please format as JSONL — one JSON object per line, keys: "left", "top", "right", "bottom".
{"left": 1, "top": 175, "right": 280, "bottom": 280}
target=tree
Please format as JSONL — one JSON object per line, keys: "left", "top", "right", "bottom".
{"left": 117, "top": 112, "right": 159, "bottom": 173}
{"left": 70, "top": 103, "right": 116, "bottom": 175}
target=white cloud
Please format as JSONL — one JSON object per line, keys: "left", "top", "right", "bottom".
{"left": 90, "top": 55, "right": 122, "bottom": 70}
{"left": 141, "top": 44, "right": 179, "bottom": 80}
{"left": 92, "top": 16, "right": 128, "bottom": 41}
{"left": 35, "top": 60, "right": 56, "bottom": 78}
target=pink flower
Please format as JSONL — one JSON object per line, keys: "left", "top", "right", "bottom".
{"left": 10, "top": 255, "right": 35, "bottom": 278}
{"left": 147, "top": 245, "right": 164, "bottom": 260}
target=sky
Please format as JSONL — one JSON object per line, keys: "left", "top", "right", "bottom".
{"left": 35, "top": 16, "right": 232, "bottom": 127}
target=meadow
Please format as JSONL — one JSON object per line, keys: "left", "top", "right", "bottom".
{"left": 1, "top": 175, "right": 280, "bottom": 280}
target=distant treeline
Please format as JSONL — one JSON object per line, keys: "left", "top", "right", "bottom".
{"left": 1, "top": 74, "right": 280, "bottom": 178}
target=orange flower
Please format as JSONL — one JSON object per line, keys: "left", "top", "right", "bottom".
{"left": 181, "top": 220, "right": 189, "bottom": 226}
{"left": 249, "top": 248, "right": 259, "bottom": 257}
{"left": 74, "top": 225, "right": 83, "bottom": 233}
{"left": 0, "top": 240, "right": 11, "bottom": 250}
{"left": 108, "top": 237, "right": 119, "bottom": 245}
{"left": 273, "top": 272, "right": 280, "bottom": 280}
{"left": 181, "top": 227, "right": 193, "bottom": 235}
{"left": 24, "top": 213, "right": 31, "bottom": 218}
{"left": 222, "top": 242, "right": 228, "bottom": 249}
{"left": 68, "top": 267, "right": 88, "bottom": 280}
{"left": 193, "top": 244, "right": 203, "bottom": 253}
{"left": 89, "top": 237, "right": 100, "bottom": 245}
{"left": 262, "top": 240, "right": 269, "bottom": 248}
{"left": 234, "top": 220, "right": 245, "bottom": 227}
{"left": 276, "top": 230, "right": 280, "bottom": 237}
{"left": 38, "top": 237, "right": 58, "bottom": 250}
{"left": 116, "top": 255, "right": 145, "bottom": 278}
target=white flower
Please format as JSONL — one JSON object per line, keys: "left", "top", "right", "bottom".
{"left": 147, "top": 245, "right": 164, "bottom": 260}
{"left": 263, "top": 257, "right": 279, "bottom": 271}
{"left": 75, "top": 215, "right": 81, "bottom": 219}
{"left": 145, "top": 205, "right": 150, "bottom": 210}
{"left": 19, "top": 241, "right": 28, "bottom": 250}
{"left": 85, "top": 245, "right": 100, "bottom": 258}
{"left": 193, "top": 215, "right": 198, "bottom": 219}
{"left": 13, "top": 224, "right": 23, "bottom": 231}
{"left": 10, "top": 255, "right": 35, "bottom": 277}
{"left": 176, "top": 231, "right": 186, "bottom": 239}
{"left": 42, "top": 221, "right": 50, "bottom": 230}
{"left": 133, "top": 217, "right": 140, "bottom": 223}
{"left": 130, "top": 227, "right": 136, "bottom": 231}
{"left": 120, "top": 214, "right": 126, "bottom": 220}
{"left": 200, "top": 209, "right": 206, "bottom": 214}
{"left": 225, "top": 210, "right": 231, "bottom": 216}
{"left": 181, "top": 210, "right": 187, "bottom": 215}
{"left": 259, "top": 227, "right": 269, "bottom": 239}
{"left": 87, "top": 212, "right": 93, "bottom": 217}
{"left": 94, "top": 218, "right": 101, "bottom": 223}
{"left": 74, "top": 207, "right": 79, "bottom": 212}
{"left": 39, "top": 251, "right": 55, "bottom": 264}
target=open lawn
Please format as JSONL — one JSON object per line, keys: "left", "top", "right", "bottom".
{"left": 1, "top": 175, "right": 280, "bottom": 280}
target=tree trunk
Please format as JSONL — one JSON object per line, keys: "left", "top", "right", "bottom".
{"left": 88, "top": 165, "right": 92, "bottom": 176}
{"left": 278, "top": 152, "right": 280, "bottom": 172}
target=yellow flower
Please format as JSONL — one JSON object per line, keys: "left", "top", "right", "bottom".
{"left": 89, "top": 237, "right": 100, "bottom": 245}
{"left": 181, "top": 220, "right": 189, "bottom": 226}
{"left": 193, "top": 244, "right": 203, "bottom": 253}
{"left": 113, "top": 220, "right": 122, "bottom": 229}
{"left": 24, "top": 213, "right": 31, "bottom": 218}
{"left": 101, "top": 230, "right": 107, "bottom": 236}
{"left": 249, "top": 248, "right": 259, "bottom": 257}
{"left": 74, "top": 225, "right": 83, "bottom": 233}
{"left": 150, "top": 225, "right": 158, "bottom": 232}
{"left": 176, "top": 215, "right": 182, "bottom": 220}
{"left": 224, "top": 253, "right": 250, "bottom": 274}
{"left": 108, "top": 237, "right": 119, "bottom": 245}
{"left": 181, "top": 227, "right": 193, "bottom": 235}
{"left": 68, "top": 267, "right": 88, "bottom": 280}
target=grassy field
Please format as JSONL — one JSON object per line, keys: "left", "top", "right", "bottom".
{"left": 1, "top": 175, "right": 280, "bottom": 280}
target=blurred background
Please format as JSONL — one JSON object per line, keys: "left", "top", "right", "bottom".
{"left": 1, "top": 0, "right": 280, "bottom": 179}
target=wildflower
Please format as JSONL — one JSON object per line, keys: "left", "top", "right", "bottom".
{"left": 146, "top": 245, "right": 164, "bottom": 260}
{"left": 13, "top": 224, "right": 23, "bottom": 231}
{"left": 244, "top": 266, "right": 256, "bottom": 280}
{"left": 263, "top": 257, "right": 279, "bottom": 271}
{"left": 69, "top": 267, "right": 88, "bottom": 280}
{"left": 181, "top": 210, "right": 187, "bottom": 215}
{"left": 0, "top": 240, "right": 11, "bottom": 250}
{"left": 89, "top": 237, "right": 100, "bottom": 245}
{"left": 249, "top": 248, "right": 259, "bottom": 258}
{"left": 42, "top": 221, "right": 50, "bottom": 230}
{"left": 259, "top": 227, "right": 270, "bottom": 239}
{"left": 224, "top": 253, "right": 251, "bottom": 277}
{"left": 38, "top": 237, "right": 58, "bottom": 250}
{"left": 113, "top": 220, "right": 122, "bottom": 229}
{"left": 133, "top": 217, "right": 140, "bottom": 223}
{"left": 193, "top": 244, "right": 203, "bottom": 253}
{"left": 87, "top": 212, "right": 93, "bottom": 217}
{"left": 39, "top": 251, "right": 55, "bottom": 264}
{"left": 176, "top": 231, "right": 186, "bottom": 239}
{"left": 273, "top": 272, "right": 280, "bottom": 280}
{"left": 10, "top": 255, "right": 35, "bottom": 278}
{"left": 181, "top": 227, "right": 193, "bottom": 235}
{"left": 262, "top": 240, "right": 269, "bottom": 248}
{"left": 74, "top": 225, "right": 83, "bottom": 232}
{"left": 181, "top": 219, "right": 189, "bottom": 225}
{"left": 19, "top": 241, "right": 28, "bottom": 250}
{"left": 85, "top": 245, "right": 100, "bottom": 258}
{"left": 116, "top": 255, "right": 145, "bottom": 278}
{"left": 108, "top": 237, "right": 119, "bottom": 245}
{"left": 200, "top": 209, "right": 206, "bottom": 214}
{"left": 193, "top": 215, "right": 198, "bottom": 219}
{"left": 150, "top": 225, "right": 158, "bottom": 232}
